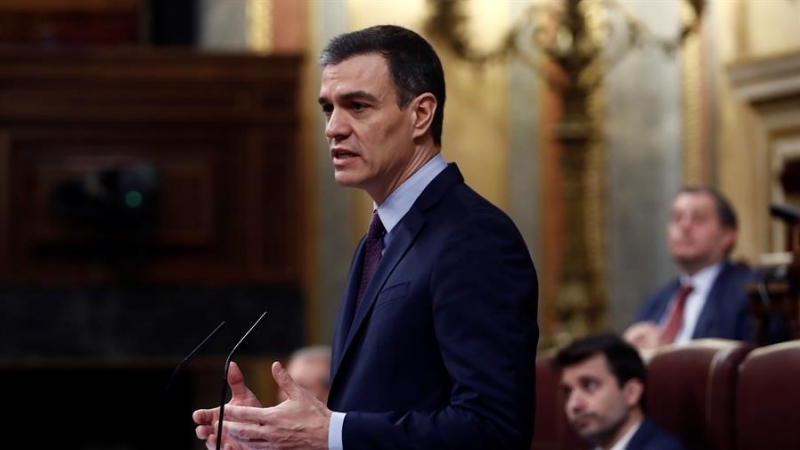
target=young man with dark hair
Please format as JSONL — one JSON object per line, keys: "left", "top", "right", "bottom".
{"left": 553, "top": 333, "right": 686, "bottom": 450}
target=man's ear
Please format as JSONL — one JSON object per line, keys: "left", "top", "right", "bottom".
{"left": 410, "top": 93, "right": 437, "bottom": 140}
{"left": 722, "top": 228, "right": 737, "bottom": 255}
{"left": 622, "top": 378, "right": 644, "bottom": 407}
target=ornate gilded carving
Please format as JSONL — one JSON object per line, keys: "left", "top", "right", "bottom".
{"left": 425, "top": 0, "right": 703, "bottom": 345}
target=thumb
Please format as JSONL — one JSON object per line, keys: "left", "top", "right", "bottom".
{"left": 272, "top": 361, "right": 303, "bottom": 400}
{"left": 227, "top": 361, "right": 248, "bottom": 397}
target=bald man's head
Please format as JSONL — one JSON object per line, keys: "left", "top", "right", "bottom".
{"left": 277, "top": 345, "right": 331, "bottom": 404}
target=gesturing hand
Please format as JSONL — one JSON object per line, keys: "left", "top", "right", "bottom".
{"left": 193, "top": 361, "right": 263, "bottom": 450}
{"left": 221, "top": 361, "right": 332, "bottom": 450}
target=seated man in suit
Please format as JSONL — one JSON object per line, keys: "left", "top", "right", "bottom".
{"left": 553, "top": 333, "right": 686, "bottom": 450}
{"left": 624, "top": 186, "right": 762, "bottom": 351}
{"left": 276, "top": 345, "right": 332, "bottom": 404}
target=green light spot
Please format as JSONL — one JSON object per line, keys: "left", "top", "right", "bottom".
{"left": 125, "top": 190, "right": 143, "bottom": 208}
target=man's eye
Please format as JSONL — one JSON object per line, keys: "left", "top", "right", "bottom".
{"left": 321, "top": 104, "right": 333, "bottom": 115}
{"left": 352, "top": 102, "right": 367, "bottom": 111}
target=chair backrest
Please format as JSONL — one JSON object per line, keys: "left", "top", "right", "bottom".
{"left": 644, "top": 339, "right": 754, "bottom": 450}
{"left": 531, "top": 350, "right": 590, "bottom": 450}
{"left": 736, "top": 340, "right": 800, "bottom": 450}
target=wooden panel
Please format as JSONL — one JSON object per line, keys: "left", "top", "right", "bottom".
{"left": 0, "top": 0, "right": 142, "bottom": 45}
{"left": 0, "top": 48, "right": 303, "bottom": 285}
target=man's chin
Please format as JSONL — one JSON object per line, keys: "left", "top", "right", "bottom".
{"left": 673, "top": 254, "right": 704, "bottom": 267}
{"left": 574, "top": 424, "right": 612, "bottom": 445}
{"left": 333, "top": 172, "right": 361, "bottom": 188}
{"left": 572, "top": 422, "right": 594, "bottom": 438}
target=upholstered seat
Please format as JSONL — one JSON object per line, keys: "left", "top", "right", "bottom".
{"left": 530, "top": 349, "right": 590, "bottom": 450}
{"left": 644, "top": 338, "right": 754, "bottom": 450}
{"left": 736, "top": 340, "right": 800, "bottom": 450}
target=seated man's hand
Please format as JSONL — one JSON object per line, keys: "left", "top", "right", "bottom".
{"left": 623, "top": 321, "right": 663, "bottom": 351}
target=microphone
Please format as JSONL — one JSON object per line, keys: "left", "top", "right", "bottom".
{"left": 770, "top": 203, "right": 800, "bottom": 224}
{"left": 216, "top": 310, "right": 268, "bottom": 450}
{"left": 165, "top": 320, "right": 227, "bottom": 394}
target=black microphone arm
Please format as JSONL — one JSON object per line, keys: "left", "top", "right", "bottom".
{"left": 165, "top": 320, "right": 227, "bottom": 394}
{"left": 216, "top": 311, "right": 268, "bottom": 450}
{"left": 770, "top": 203, "right": 800, "bottom": 224}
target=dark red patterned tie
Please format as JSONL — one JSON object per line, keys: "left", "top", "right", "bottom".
{"left": 356, "top": 211, "right": 384, "bottom": 307}
{"left": 661, "top": 284, "right": 694, "bottom": 344}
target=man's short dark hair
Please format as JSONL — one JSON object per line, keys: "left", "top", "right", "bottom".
{"left": 318, "top": 24, "right": 446, "bottom": 147}
{"left": 552, "top": 332, "right": 646, "bottom": 389}
{"left": 678, "top": 186, "right": 738, "bottom": 230}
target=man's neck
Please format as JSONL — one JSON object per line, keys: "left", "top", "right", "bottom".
{"left": 680, "top": 257, "right": 726, "bottom": 277}
{"left": 599, "top": 409, "right": 643, "bottom": 450}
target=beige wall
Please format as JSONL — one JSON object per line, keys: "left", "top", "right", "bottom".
{"left": 345, "top": 0, "right": 512, "bottom": 235}
{"left": 301, "top": 0, "right": 524, "bottom": 344}
{"left": 298, "top": 0, "right": 800, "bottom": 342}
{"left": 713, "top": 0, "right": 800, "bottom": 261}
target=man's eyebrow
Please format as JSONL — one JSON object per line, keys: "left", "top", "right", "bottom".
{"left": 318, "top": 90, "right": 378, "bottom": 105}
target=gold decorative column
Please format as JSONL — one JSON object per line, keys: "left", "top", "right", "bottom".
{"left": 425, "top": 0, "right": 704, "bottom": 345}
{"left": 247, "top": 0, "right": 273, "bottom": 53}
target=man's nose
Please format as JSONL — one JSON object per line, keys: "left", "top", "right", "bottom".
{"left": 567, "top": 392, "right": 586, "bottom": 413}
{"left": 325, "top": 109, "right": 350, "bottom": 141}
{"left": 679, "top": 214, "right": 695, "bottom": 229}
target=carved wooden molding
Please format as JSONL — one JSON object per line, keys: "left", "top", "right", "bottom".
{"left": 0, "top": 48, "right": 304, "bottom": 285}
{"left": 728, "top": 49, "right": 800, "bottom": 253}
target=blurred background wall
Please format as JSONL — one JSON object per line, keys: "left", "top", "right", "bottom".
{"left": 0, "top": 1, "right": 798, "bottom": 448}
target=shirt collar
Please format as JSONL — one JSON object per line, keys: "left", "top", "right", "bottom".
{"left": 374, "top": 153, "right": 447, "bottom": 234}
{"left": 595, "top": 419, "right": 642, "bottom": 450}
{"left": 680, "top": 261, "right": 723, "bottom": 293}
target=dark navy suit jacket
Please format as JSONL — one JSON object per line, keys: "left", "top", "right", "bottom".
{"left": 626, "top": 418, "right": 687, "bottom": 450}
{"left": 634, "top": 261, "right": 757, "bottom": 341}
{"left": 327, "top": 163, "right": 539, "bottom": 450}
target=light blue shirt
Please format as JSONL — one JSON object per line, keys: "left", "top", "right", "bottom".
{"left": 328, "top": 153, "right": 448, "bottom": 450}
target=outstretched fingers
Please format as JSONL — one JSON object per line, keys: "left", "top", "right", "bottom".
{"left": 272, "top": 360, "right": 304, "bottom": 401}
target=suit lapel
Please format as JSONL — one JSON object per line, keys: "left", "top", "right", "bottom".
{"left": 627, "top": 418, "right": 654, "bottom": 449}
{"left": 330, "top": 212, "right": 424, "bottom": 387}
{"left": 346, "top": 214, "right": 421, "bottom": 343}
{"left": 692, "top": 262, "right": 729, "bottom": 338}
{"left": 328, "top": 163, "right": 464, "bottom": 395}
{"left": 330, "top": 238, "right": 367, "bottom": 377}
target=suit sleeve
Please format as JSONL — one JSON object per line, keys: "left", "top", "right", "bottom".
{"left": 341, "top": 211, "right": 539, "bottom": 450}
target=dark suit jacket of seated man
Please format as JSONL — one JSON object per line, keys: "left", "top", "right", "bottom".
{"left": 634, "top": 260, "right": 756, "bottom": 342}
{"left": 625, "top": 186, "right": 788, "bottom": 350}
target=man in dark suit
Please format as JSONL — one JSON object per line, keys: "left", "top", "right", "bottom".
{"left": 192, "top": 24, "right": 539, "bottom": 450}
{"left": 554, "top": 333, "right": 686, "bottom": 450}
{"left": 623, "top": 187, "right": 761, "bottom": 350}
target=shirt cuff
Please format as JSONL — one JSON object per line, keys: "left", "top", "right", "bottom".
{"left": 328, "top": 411, "right": 346, "bottom": 450}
